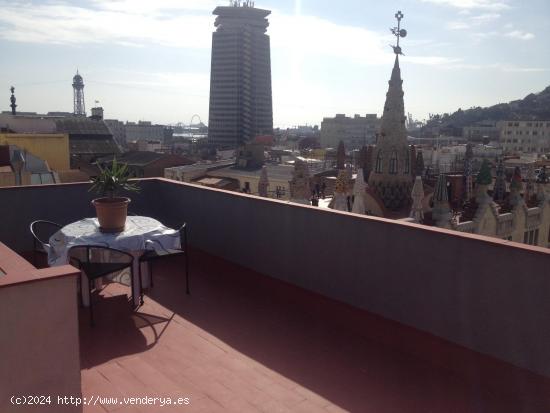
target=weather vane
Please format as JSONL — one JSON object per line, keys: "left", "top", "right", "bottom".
{"left": 390, "top": 10, "right": 407, "bottom": 56}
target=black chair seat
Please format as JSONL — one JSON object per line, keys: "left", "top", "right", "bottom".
{"left": 140, "top": 248, "right": 185, "bottom": 261}
{"left": 139, "top": 223, "right": 190, "bottom": 296}
{"left": 80, "top": 262, "right": 132, "bottom": 280}
{"left": 68, "top": 245, "right": 135, "bottom": 326}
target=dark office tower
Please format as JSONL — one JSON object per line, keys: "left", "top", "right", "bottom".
{"left": 208, "top": 2, "right": 273, "bottom": 149}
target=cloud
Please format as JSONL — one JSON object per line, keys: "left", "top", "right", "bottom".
{"left": 447, "top": 21, "right": 471, "bottom": 30}
{"left": 472, "top": 29, "right": 535, "bottom": 40}
{"left": 0, "top": 1, "right": 214, "bottom": 48}
{"left": 94, "top": 70, "right": 210, "bottom": 91}
{"left": 419, "top": 0, "right": 511, "bottom": 11}
{"left": 0, "top": 1, "right": 455, "bottom": 69}
{"left": 505, "top": 30, "right": 535, "bottom": 40}
{"left": 470, "top": 13, "right": 501, "bottom": 22}
{"left": 89, "top": 0, "right": 219, "bottom": 13}
{"left": 440, "top": 62, "right": 546, "bottom": 72}
{"left": 447, "top": 11, "right": 501, "bottom": 30}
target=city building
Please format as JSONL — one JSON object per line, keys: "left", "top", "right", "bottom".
{"left": 413, "top": 162, "right": 550, "bottom": 248}
{"left": 499, "top": 120, "right": 550, "bottom": 155}
{"left": 0, "top": 132, "right": 69, "bottom": 171}
{"left": 320, "top": 114, "right": 380, "bottom": 150}
{"left": 104, "top": 119, "right": 127, "bottom": 148}
{"left": 165, "top": 159, "right": 237, "bottom": 183}
{"left": 125, "top": 121, "right": 167, "bottom": 143}
{"left": 208, "top": 2, "right": 273, "bottom": 148}
{"left": 0, "top": 113, "right": 119, "bottom": 167}
{"left": 55, "top": 117, "right": 119, "bottom": 165}
{"left": 462, "top": 121, "right": 500, "bottom": 142}
{"left": 0, "top": 144, "right": 58, "bottom": 186}
{"left": 97, "top": 151, "right": 192, "bottom": 178}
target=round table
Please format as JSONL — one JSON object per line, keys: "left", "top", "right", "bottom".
{"left": 49, "top": 216, "right": 180, "bottom": 307}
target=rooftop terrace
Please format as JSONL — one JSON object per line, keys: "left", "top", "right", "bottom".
{"left": 1, "top": 178, "right": 550, "bottom": 412}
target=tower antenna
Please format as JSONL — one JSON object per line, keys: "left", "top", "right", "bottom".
{"left": 9, "top": 86, "right": 17, "bottom": 116}
{"left": 72, "top": 71, "right": 86, "bottom": 116}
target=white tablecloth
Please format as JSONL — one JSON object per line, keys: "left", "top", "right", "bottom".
{"left": 49, "top": 216, "right": 180, "bottom": 307}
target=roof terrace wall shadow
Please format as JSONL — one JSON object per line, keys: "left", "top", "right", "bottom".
{"left": 154, "top": 178, "right": 550, "bottom": 379}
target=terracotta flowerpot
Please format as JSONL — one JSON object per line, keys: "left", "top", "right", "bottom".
{"left": 92, "top": 197, "right": 131, "bottom": 233}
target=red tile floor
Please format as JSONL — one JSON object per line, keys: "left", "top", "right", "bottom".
{"left": 78, "top": 250, "right": 550, "bottom": 412}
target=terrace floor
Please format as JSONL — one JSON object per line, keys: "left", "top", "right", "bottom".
{"left": 78, "top": 250, "right": 550, "bottom": 413}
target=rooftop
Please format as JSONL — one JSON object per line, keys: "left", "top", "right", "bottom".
{"left": 1, "top": 179, "right": 550, "bottom": 412}
{"left": 78, "top": 251, "right": 550, "bottom": 412}
{"left": 212, "top": 164, "right": 295, "bottom": 181}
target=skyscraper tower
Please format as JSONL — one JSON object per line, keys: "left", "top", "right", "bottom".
{"left": 368, "top": 11, "right": 413, "bottom": 210}
{"left": 72, "top": 71, "right": 86, "bottom": 116}
{"left": 208, "top": 1, "right": 273, "bottom": 148}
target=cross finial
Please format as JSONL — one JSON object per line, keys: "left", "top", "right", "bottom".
{"left": 390, "top": 10, "right": 407, "bottom": 55}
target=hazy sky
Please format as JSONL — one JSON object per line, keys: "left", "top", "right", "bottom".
{"left": 0, "top": 0, "right": 548, "bottom": 127}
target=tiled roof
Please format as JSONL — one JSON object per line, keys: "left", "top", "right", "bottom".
{"left": 0, "top": 114, "right": 57, "bottom": 133}
{"left": 70, "top": 139, "right": 119, "bottom": 156}
{"left": 55, "top": 118, "right": 112, "bottom": 136}
{"left": 99, "top": 151, "right": 167, "bottom": 167}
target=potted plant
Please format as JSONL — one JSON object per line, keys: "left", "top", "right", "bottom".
{"left": 90, "top": 158, "right": 139, "bottom": 233}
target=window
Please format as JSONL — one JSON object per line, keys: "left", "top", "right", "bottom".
{"left": 375, "top": 151, "right": 383, "bottom": 173}
{"left": 534, "top": 229, "right": 539, "bottom": 245}
{"left": 389, "top": 151, "right": 398, "bottom": 175}
{"left": 524, "top": 232, "right": 529, "bottom": 244}
{"left": 404, "top": 154, "right": 410, "bottom": 174}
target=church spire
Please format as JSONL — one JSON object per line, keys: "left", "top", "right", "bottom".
{"left": 367, "top": 11, "right": 412, "bottom": 211}
{"left": 351, "top": 168, "right": 366, "bottom": 214}
{"left": 463, "top": 143, "right": 474, "bottom": 202}
{"left": 410, "top": 176, "right": 425, "bottom": 223}
{"left": 432, "top": 174, "right": 451, "bottom": 226}
{"left": 493, "top": 158, "right": 506, "bottom": 203}
{"left": 509, "top": 166, "right": 524, "bottom": 207}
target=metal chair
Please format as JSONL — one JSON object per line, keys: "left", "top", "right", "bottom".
{"left": 139, "top": 223, "right": 190, "bottom": 296}
{"left": 68, "top": 245, "right": 136, "bottom": 327}
{"left": 30, "top": 220, "right": 62, "bottom": 266}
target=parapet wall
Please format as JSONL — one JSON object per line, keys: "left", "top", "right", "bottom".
{"left": 1, "top": 179, "right": 550, "bottom": 378}
{"left": 156, "top": 178, "right": 550, "bottom": 378}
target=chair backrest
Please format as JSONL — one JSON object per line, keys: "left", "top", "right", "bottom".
{"left": 30, "top": 220, "right": 62, "bottom": 249}
{"left": 178, "top": 223, "right": 188, "bottom": 250}
{"left": 68, "top": 245, "right": 134, "bottom": 266}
